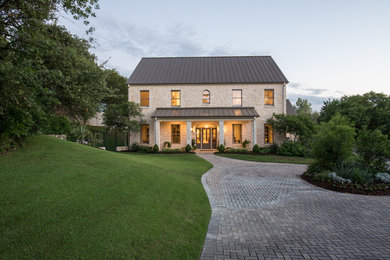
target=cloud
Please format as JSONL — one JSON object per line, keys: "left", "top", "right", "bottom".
{"left": 288, "top": 82, "right": 302, "bottom": 89}
{"left": 302, "top": 88, "right": 328, "bottom": 95}
{"left": 287, "top": 93, "right": 337, "bottom": 112}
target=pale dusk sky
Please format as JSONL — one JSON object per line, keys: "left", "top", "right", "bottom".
{"left": 60, "top": 0, "right": 390, "bottom": 110}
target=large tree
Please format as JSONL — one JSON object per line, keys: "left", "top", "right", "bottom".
{"left": 104, "top": 102, "right": 143, "bottom": 150}
{"left": 103, "top": 69, "right": 128, "bottom": 105}
{"left": 294, "top": 97, "right": 312, "bottom": 116}
{"left": 0, "top": 0, "right": 104, "bottom": 151}
{"left": 318, "top": 92, "right": 390, "bottom": 136}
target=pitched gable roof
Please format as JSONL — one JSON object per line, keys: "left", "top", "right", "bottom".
{"left": 127, "top": 56, "right": 288, "bottom": 85}
{"left": 286, "top": 99, "right": 297, "bottom": 115}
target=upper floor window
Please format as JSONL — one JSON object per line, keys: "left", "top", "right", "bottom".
{"left": 140, "top": 124, "right": 149, "bottom": 144}
{"left": 140, "top": 90, "right": 149, "bottom": 107}
{"left": 232, "top": 89, "right": 242, "bottom": 106}
{"left": 233, "top": 124, "right": 242, "bottom": 144}
{"left": 264, "top": 89, "right": 274, "bottom": 106}
{"left": 202, "top": 90, "right": 210, "bottom": 104}
{"left": 264, "top": 124, "right": 274, "bottom": 143}
{"left": 171, "top": 90, "right": 181, "bottom": 106}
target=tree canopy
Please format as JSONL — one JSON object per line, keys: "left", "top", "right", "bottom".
{"left": 0, "top": 0, "right": 105, "bottom": 151}
{"left": 318, "top": 92, "right": 390, "bottom": 136}
{"left": 294, "top": 97, "right": 312, "bottom": 116}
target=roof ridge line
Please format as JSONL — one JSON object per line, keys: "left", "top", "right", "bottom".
{"left": 141, "top": 56, "right": 272, "bottom": 59}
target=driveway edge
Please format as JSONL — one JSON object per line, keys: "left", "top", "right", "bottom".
{"left": 199, "top": 155, "right": 219, "bottom": 259}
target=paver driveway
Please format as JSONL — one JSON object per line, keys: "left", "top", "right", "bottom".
{"left": 198, "top": 154, "right": 390, "bottom": 260}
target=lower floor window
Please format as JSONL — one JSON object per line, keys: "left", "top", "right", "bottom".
{"left": 264, "top": 124, "right": 274, "bottom": 143}
{"left": 233, "top": 124, "right": 242, "bottom": 144}
{"left": 171, "top": 124, "right": 180, "bottom": 144}
{"left": 141, "top": 124, "right": 149, "bottom": 144}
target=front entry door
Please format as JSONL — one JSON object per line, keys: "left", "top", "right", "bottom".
{"left": 196, "top": 128, "right": 217, "bottom": 149}
{"left": 202, "top": 128, "right": 211, "bottom": 149}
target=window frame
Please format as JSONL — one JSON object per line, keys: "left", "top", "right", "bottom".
{"left": 232, "top": 89, "right": 242, "bottom": 107}
{"left": 140, "top": 90, "right": 149, "bottom": 107}
{"left": 264, "top": 124, "right": 274, "bottom": 144}
{"left": 202, "top": 90, "right": 210, "bottom": 104}
{"left": 232, "top": 124, "right": 242, "bottom": 144}
{"left": 171, "top": 124, "right": 181, "bottom": 144}
{"left": 171, "top": 90, "right": 181, "bottom": 107}
{"left": 264, "top": 89, "right": 274, "bottom": 106}
{"left": 140, "top": 124, "right": 150, "bottom": 144}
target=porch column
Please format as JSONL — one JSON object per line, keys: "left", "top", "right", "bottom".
{"left": 186, "top": 120, "right": 192, "bottom": 146}
{"left": 154, "top": 118, "right": 160, "bottom": 148}
{"left": 252, "top": 119, "right": 257, "bottom": 148}
{"left": 219, "top": 120, "right": 224, "bottom": 146}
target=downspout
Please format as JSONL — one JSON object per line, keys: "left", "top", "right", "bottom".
{"left": 282, "top": 83, "right": 287, "bottom": 114}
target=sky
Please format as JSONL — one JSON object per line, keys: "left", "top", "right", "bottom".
{"left": 59, "top": 0, "right": 390, "bottom": 111}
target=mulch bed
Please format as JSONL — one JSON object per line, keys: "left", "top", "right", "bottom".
{"left": 301, "top": 174, "right": 390, "bottom": 196}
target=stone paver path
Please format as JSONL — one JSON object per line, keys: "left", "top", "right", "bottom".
{"left": 198, "top": 154, "right": 390, "bottom": 260}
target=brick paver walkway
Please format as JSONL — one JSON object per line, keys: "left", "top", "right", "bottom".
{"left": 198, "top": 154, "right": 390, "bottom": 260}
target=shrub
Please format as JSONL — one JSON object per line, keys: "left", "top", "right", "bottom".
{"left": 333, "top": 161, "right": 374, "bottom": 185}
{"left": 258, "top": 147, "right": 271, "bottom": 155}
{"left": 348, "top": 169, "right": 374, "bottom": 185}
{"left": 153, "top": 144, "right": 159, "bottom": 152}
{"left": 185, "top": 144, "right": 192, "bottom": 152}
{"left": 217, "top": 144, "right": 225, "bottom": 152}
{"left": 40, "top": 114, "right": 71, "bottom": 135}
{"left": 375, "top": 172, "right": 390, "bottom": 183}
{"left": 252, "top": 144, "right": 260, "bottom": 153}
{"left": 192, "top": 145, "right": 197, "bottom": 151}
{"left": 356, "top": 129, "right": 390, "bottom": 171}
{"left": 161, "top": 148, "right": 183, "bottom": 153}
{"left": 277, "top": 141, "right": 306, "bottom": 157}
{"left": 269, "top": 143, "right": 278, "bottom": 153}
{"left": 138, "top": 146, "right": 153, "bottom": 153}
{"left": 311, "top": 114, "right": 356, "bottom": 166}
{"left": 228, "top": 148, "right": 248, "bottom": 153}
{"left": 313, "top": 172, "right": 330, "bottom": 182}
{"left": 329, "top": 172, "right": 352, "bottom": 184}
{"left": 130, "top": 142, "right": 140, "bottom": 152}
{"left": 305, "top": 160, "right": 329, "bottom": 176}
{"left": 242, "top": 139, "right": 251, "bottom": 148}
{"left": 163, "top": 141, "right": 171, "bottom": 148}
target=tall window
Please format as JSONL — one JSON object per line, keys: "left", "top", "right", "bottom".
{"left": 171, "top": 124, "right": 180, "bottom": 143}
{"left": 264, "top": 89, "right": 274, "bottom": 106}
{"left": 171, "top": 90, "right": 181, "bottom": 106}
{"left": 141, "top": 124, "right": 149, "bottom": 144}
{"left": 140, "top": 90, "right": 149, "bottom": 107}
{"left": 202, "top": 90, "right": 210, "bottom": 104}
{"left": 264, "top": 124, "right": 274, "bottom": 143}
{"left": 233, "top": 124, "right": 242, "bottom": 144}
{"left": 232, "top": 89, "right": 242, "bottom": 106}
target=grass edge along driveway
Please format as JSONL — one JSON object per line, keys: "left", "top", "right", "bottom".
{"left": 0, "top": 136, "right": 212, "bottom": 259}
{"left": 215, "top": 153, "right": 313, "bottom": 164}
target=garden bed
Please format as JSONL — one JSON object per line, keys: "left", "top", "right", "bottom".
{"left": 302, "top": 173, "right": 390, "bottom": 195}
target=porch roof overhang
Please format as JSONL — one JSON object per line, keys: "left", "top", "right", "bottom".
{"left": 151, "top": 107, "right": 260, "bottom": 119}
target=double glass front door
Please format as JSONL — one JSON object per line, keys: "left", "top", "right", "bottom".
{"left": 196, "top": 128, "right": 217, "bottom": 150}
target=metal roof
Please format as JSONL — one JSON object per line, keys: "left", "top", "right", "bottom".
{"left": 128, "top": 56, "right": 288, "bottom": 85}
{"left": 151, "top": 107, "right": 260, "bottom": 118}
{"left": 286, "top": 99, "right": 297, "bottom": 115}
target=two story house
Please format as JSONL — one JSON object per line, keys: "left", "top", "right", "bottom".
{"left": 127, "top": 56, "right": 292, "bottom": 150}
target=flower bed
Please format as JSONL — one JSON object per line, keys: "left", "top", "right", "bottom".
{"left": 302, "top": 173, "right": 390, "bottom": 195}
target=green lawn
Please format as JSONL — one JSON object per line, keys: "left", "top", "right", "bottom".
{"left": 0, "top": 136, "right": 212, "bottom": 259}
{"left": 216, "top": 153, "right": 314, "bottom": 164}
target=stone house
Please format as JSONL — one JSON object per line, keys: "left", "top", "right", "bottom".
{"left": 127, "top": 56, "right": 294, "bottom": 150}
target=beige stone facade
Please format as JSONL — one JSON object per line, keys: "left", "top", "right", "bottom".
{"left": 128, "top": 83, "right": 287, "bottom": 150}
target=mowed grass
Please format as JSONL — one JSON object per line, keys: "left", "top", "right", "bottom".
{"left": 216, "top": 153, "right": 314, "bottom": 164}
{"left": 0, "top": 136, "right": 212, "bottom": 259}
